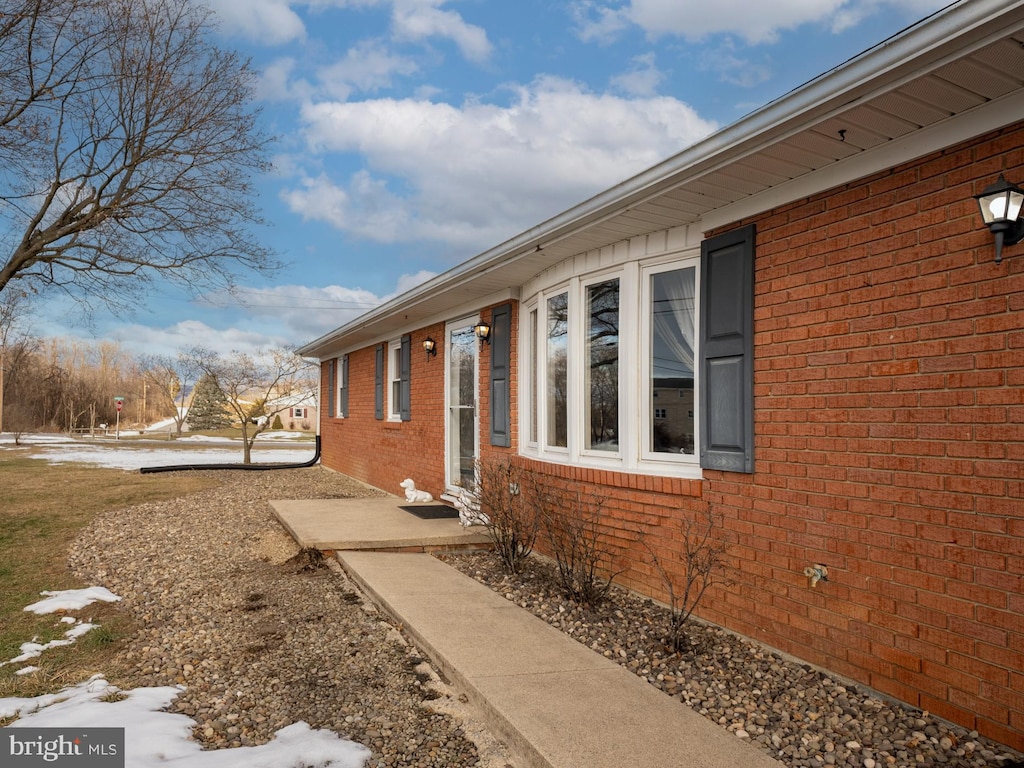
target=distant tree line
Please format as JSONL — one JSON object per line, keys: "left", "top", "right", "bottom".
{"left": 1, "top": 334, "right": 165, "bottom": 435}
{"left": 0, "top": 294, "right": 315, "bottom": 445}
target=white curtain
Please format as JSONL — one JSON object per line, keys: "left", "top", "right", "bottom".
{"left": 652, "top": 268, "right": 695, "bottom": 374}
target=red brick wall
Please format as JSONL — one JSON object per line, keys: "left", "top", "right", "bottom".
{"left": 728, "top": 123, "right": 1023, "bottom": 748}
{"left": 318, "top": 124, "right": 1024, "bottom": 748}
{"left": 320, "top": 322, "right": 448, "bottom": 498}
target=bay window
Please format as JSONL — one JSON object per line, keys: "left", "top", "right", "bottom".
{"left": 524, "top": 258, "right": 699, "bottom": 475}
{"left": 522, "top": 225, "right": 754, "bottom": 476}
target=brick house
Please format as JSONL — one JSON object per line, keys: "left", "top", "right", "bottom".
{"left": 299, "top": 1, "right": 1024, "bottom": 749}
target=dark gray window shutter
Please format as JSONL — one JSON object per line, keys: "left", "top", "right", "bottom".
{"left": 700, "top": 224, "right": 755, "bottom": 473}
{"left": 340, "top": 354, "right": 349, "bottom": 417}
{"left": 374, "top": 344, "right": 384, "bottom": 420}
{"left": 327, "top": 359, "right": 336, "bottom": 417}
{"left": 489, "top": 303, "right": 512, "bottom": 447}
{"left": 400, "top": 334, "right": 411, "bottom": 421}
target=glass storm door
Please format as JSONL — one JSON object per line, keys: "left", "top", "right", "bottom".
{"left": 446, "top": 323, "right": 478, "bottom": 491}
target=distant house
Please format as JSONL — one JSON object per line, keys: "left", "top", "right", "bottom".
{"left": 300, "top": 1, "right": 1024, "bottom": 751}
{"left": 258, "top": 390, "right": 318, "bottom": 431}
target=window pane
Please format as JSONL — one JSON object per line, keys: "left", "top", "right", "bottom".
{"left": 529, "top": 309, "right": 538, "bottom": 444}
{"left": 546, "top": 292, "right": 568, "bottom": 448}
{"left": 651, "top": 268, "right": 696, "bottom": 454}
{"left": 586, "top": 279, "right": 619, "bottom": 451}
{"left": 390, "top": 346, "right": 401, "bottom": 416}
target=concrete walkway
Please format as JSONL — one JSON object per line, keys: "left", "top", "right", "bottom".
{"left": 338, "top": 550, "right": 784, "bottom": 768}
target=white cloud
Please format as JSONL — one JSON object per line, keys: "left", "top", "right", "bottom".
{"left": 108, "top": 319, "right": 282, "bottom": 358}
{"left": 209, "top": 284, "right": 387, "bottom": 339}
{"left": 283, "top": 171, "right": 415, "bottom": 243}
{"left": 203, "top": 0, "right": 307, "bottom": 45}
{"left": 627, "top": 0, "right": 845, "bottom": 44}
{"left": 610, "top": 53, "right": 664, "bottom": 97}
{"left": 571, "top": 2, "right": 631, "bottom": 44}
{"left": 574, "top": 0, "right": 949, "bottom": 45}
{"left": 394, "top": 269, "right": 437, "bottom": 294}
{"left": 391, "top": 0, "right": 492, "bottom": 63}
{"left": 318, "top": 40, "right": 420, "bottom": 99}
{"left": 828, "top": 0, "right": 950, "bottom": 33}
{"left": 257, "top": 58, "right": 316, "bottom": 102}
{"left": 286, "top": 76, "right": 717, "bottom": 252}
{"left": 97, "top": 278, "right": 423, "bottom": 358}
{"left": 699, "top": 41, "right": 773, "bottom": 89}
{"left": 204, "top": 0, "right": 490, "bottom": 64}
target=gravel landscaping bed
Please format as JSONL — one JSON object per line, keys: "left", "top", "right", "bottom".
{"left": 68, "top": 467, "right": 507, "bottom": 768}
{"left": 441, "top": 551, "right": 1023, "bottom": 768}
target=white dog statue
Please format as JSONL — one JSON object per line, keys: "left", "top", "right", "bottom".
{"left": 400, "top": 478, "right": 433, "bottom": 503}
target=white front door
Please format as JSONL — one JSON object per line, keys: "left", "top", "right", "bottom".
{"left": 446, "top": 321, "right": 479, "bottom": 493}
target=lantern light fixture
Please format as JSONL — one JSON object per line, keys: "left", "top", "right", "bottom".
{"left": 422, "top": 337, "right": 437, "bottom": 357}
{"left": 974, "top": 174, "right": 1024, "bottom": 263}
{"left": 473, "top": 320, "right": 491, "bottom": 345}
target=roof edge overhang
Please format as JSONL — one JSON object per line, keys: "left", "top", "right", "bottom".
{"left": 298, "top": 0, "right": 1024, "bottom": 359}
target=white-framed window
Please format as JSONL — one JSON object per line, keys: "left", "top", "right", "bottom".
{"left": 583, "top": 276, "right": 620, "bottom": 455}
{"left": 528, "top": 307, "right": 539, "bottom": 445}
{"left": 387, "top": 339, "right": 402, "bottom": 420}
{"left": 642, "top": 262, "right": 698, "bottom": 462}
{"left": 546, "top": 291, "right": 569, "bottom": 450}
{"left": 292, "top": 407, "right": 307, "bottom": 418}
{"left": 336, "top": 354, "right": 348, "bottom": 418}
{"left": 522, "top": 253, "right": 701, "bottom": 477}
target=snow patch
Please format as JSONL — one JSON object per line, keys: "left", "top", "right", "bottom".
{"left": 24, "top": 586, "right": 122, "bottom": 614}
{"left": 0, "top": 675, "right": 370, "bottom": 768}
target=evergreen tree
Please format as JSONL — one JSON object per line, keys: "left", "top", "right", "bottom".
{"left": 188, "top": 373, "right": 231, "bottom": 430}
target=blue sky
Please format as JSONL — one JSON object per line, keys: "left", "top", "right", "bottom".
{"left": 35, "top": 0, "right": 951, "bottom": 357}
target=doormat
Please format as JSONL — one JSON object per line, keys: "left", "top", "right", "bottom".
{"left": 399, "top": 504, "right": 461, "bottom": 520}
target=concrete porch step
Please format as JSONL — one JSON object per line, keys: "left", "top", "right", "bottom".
{"left": 269, "top": 497, "right": 491, "bottom": 553}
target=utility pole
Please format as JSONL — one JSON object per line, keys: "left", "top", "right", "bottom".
{"left": 0, "top": 347, "right": 5, "bottom": 434}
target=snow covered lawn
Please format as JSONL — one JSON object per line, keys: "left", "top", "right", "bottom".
{"left": 0, "top": 432, "right": 316, "bottom": 471}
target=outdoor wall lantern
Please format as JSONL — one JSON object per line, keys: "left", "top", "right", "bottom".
{"left": 473, "top": 321, "right": 491, "bottom": 345}
{"left": 422, "top": 337, "right": 437, "bottom": 357}
{"left": 974, "top": 174, "right": 1024, "bottom": 263}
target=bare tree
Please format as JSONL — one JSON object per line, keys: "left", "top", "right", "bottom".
{"left": 0, "top": 0, "right": 277, "bottom": 308}
{"left": 643, "top": 504, "right": 732, "bottom": 653}
{"left": 460, "top": 455, "right": 542, "bottom": 575}
{"left": 542, "top": 490, "right": 623, "bottom": 607}
{"left": 0, "top": 289, "right": 32, "bottom": 433}
{"left": 201, "top": 348, "right": 314, "bottom": 464}
{"left": 138, "top": 348, "right": 203, "bottom": 435}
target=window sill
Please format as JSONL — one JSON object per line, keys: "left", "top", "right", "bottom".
{"left": 519, "top": 448, "right": 704, "bottom": 481}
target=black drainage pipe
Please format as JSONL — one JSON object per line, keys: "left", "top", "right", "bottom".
{"left": 139, "top": 436, "right": 321, "bottom": 474}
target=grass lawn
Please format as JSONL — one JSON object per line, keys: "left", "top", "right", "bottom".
{"left": 0, "top": 457, "right": 218, "bottom": 700}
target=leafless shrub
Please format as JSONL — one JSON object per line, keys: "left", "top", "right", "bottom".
{"left": 542, "top": 491, "right": 623, "bottom": 608}
{"left": 461, "top": 456, "right": 541, "bottom": 574}
{"left": 643, "top": 504, "right": 731, "bottom": 653}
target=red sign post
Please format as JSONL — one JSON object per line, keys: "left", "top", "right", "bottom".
{"left": 114, "top": 397, "right": 125, "bottom": 439}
